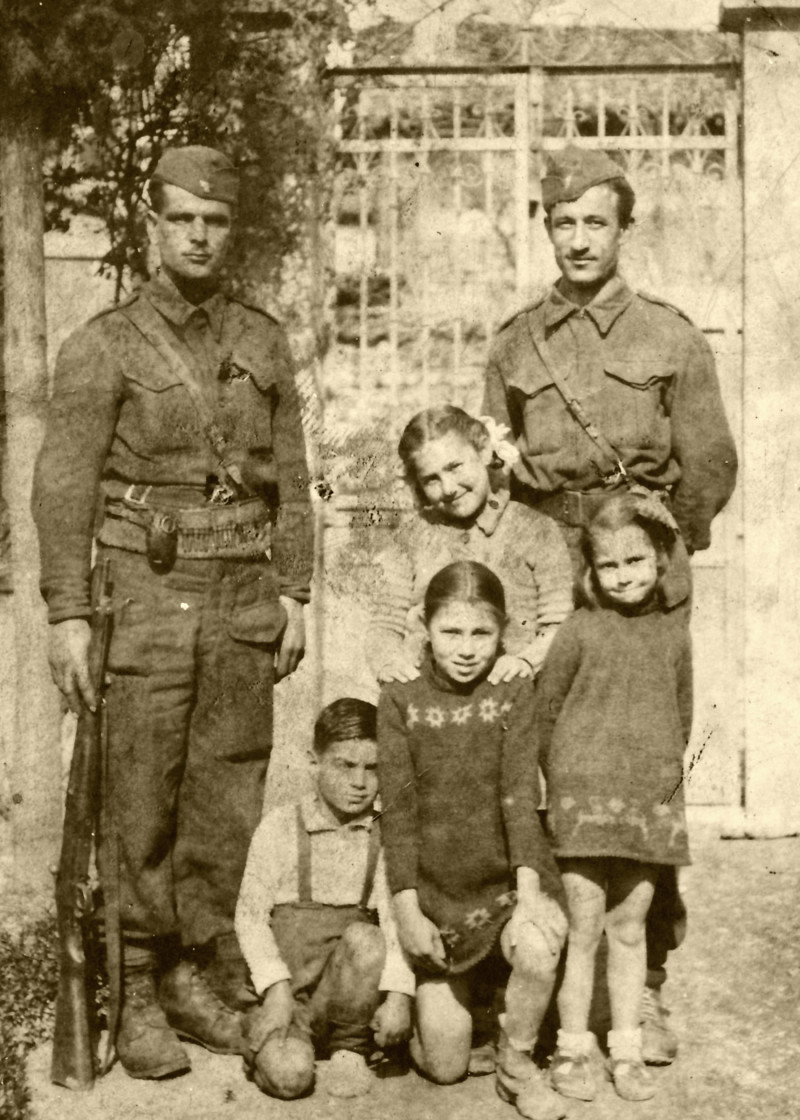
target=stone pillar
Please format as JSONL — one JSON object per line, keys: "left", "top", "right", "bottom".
{"left": 720, "top": 1, "right": 800, "bottom": 835}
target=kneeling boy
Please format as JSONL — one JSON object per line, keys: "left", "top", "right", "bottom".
{"left": 235, "top": 698, "right": 414, "bottom": 1099}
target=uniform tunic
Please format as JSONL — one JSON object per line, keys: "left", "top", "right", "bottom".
{"left": 483, "top": 274, "right": 737, "bottom": 554}
{"left": 534, "top": 604, "right": 692, "bottom": 866}
{"left": 366, "top": 487, "right": 573, "bottom": 679}
{"left": 32, "top": 274, "right": 313, "bottom": 946}
{"left": 378, "top": 659, "right": 564, "bottom": 973}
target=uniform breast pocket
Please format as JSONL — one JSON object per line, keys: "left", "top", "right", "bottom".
{"left": 603, "top": 358, "right": 673, "bottom": 449}
{"left": 221, "top": 362, "right": 276, "bottom": 448}
{"left": 507, "top": 373, "right": 570, "bottom": 457}
{"left": 124, "top": 368, "right": 197, "bottom": 455}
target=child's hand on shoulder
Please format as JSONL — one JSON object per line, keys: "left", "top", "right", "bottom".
{"left": 488, "top": 654, "right": 533, "bottom": 685}
{"left": 371, "top": 992, "right": 413, "bottom": 1048}
{"left": 377, "top": 656, "right": 421, "bottom": 684}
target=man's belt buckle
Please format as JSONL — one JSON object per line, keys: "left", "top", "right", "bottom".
{"left": 207, "top": 475, "right": 238, "bottom": 505}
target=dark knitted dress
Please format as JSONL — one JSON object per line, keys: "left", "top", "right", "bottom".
{"left": 378, "top": 656, "right": 565, "bottom": 974}
{"left": 535, "top": 603, "right": 692, "bottom": 866}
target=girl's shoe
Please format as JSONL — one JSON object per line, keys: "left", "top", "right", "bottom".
{"left": 609, "top": 1058, "right": 656, "bottom": 1101}
{"left": 550, "top": 1048, "right": 600, "bottom": 1101}
{"left": 469, "top": 1040, "right": 497, "bottom": 1076}
{"left": 496, "top": 1039, "right": 566, "bottom": 1120}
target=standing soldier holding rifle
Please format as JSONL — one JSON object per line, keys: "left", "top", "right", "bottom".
{"left": 33, "top": 147, "right": 314, "bottom": 1081}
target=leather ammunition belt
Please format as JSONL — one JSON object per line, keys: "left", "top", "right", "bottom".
{"left": 99, "top": 483, "right": 273, "bottom": 560}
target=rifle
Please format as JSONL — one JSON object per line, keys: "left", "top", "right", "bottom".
{"left": 51, "top": 557, "right": 114, "bottom": 1090}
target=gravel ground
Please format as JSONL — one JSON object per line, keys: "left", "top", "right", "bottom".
{"left": 27, "top": 819, "right": 800, "bottom": 1120}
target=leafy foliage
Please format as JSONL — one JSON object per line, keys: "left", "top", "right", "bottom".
{"left": 0, "top": 915, "right": 58, "bottom": 1120}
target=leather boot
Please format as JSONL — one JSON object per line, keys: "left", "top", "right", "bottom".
{"left": 160, "top": 958, "right": 246, "bottom": 1055}
{"left": 117, "top": 966, "right": 191, "bottom": 1080}
{"left": 203, "top": 931, "right": 258, "bottom": 1012}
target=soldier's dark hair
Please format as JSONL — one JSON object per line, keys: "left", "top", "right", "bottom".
{"left": 578, "top": 492, "right": 672, "bottom": 609}
{"left": 398, "top": 406, "right": 489, "bottom": 500}
{"left": 313, "top": 698, "right": 377, "bottom": 755}
{"left": 423, "top": 560, "right": 507, "bottom": 629}
{"left": 147, "top": 179, "right": 167, "bottom": 214}
{"left": 544, "top": 177, "right": 636, "bottom": 230}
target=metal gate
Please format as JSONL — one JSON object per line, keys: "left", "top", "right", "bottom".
{"left": 326, "top": 62, "right": 743, "bottom": 809}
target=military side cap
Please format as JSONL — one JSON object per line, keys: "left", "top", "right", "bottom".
{"left": 542, "top": 146, "right": 628, "bottom": 210}
{"left": 150, "top": 146, "right": 239, "bottom": 205}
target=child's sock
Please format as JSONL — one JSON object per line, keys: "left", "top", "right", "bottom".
{"left": 555, "top": 1029, "right": 595, "bottom": 1057}
{"left": 607, "top": 1027, "right": 643, "bottom": 1063}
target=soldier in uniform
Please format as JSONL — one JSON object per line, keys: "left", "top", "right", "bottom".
{"left": 482, "top": 146, "right": 738, "bottom": 1066}
{"left": 33, "top": 147, "right": 314, "bottom": 1079}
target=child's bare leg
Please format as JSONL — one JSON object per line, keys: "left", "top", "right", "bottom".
{"left": 557, "top": 859, "right": 607, "bottom": 1033}
{"left": 497, "top": 923, "right": 567, "bottom": 1119}
{"left": 605, "top": 862, "right": 658, "bottom": 1032}
{"left": 411, "top": 974, "right": 472, "bottom": 1084}
{"left": 605, "top": 860, "right": 658, "bottom": 1102}
{"left": 500, "top": 921, "right": 561, "bottom": 1046}
{"left": 311, "top": 922, "right": 386, "bottom": 1052}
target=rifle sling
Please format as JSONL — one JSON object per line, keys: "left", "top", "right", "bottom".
{"left": 119, "top": 298, "right": 248, "bottom": 497}
{"left": 525, "top": 314, "right": 628, "bottom": 483}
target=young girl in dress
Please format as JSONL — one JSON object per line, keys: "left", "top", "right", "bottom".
{"left": 534, "top": 491, "right": 692, "bottom": 1104}
{"left": 378, "top": 560, "right": 568, "bottom": 1120}
{"left": 366, "top": 406, "right": 573, "bottom": 685}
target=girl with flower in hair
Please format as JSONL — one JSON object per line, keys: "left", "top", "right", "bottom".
{"left": 534, "top": 490, "right": 692, "bottom": 1105}
{"left": 365, "top": 406, "right": 573, "bottom": 686}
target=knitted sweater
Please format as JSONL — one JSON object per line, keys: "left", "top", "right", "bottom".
{"left": 366, "top": 488, "right": 573, "bottom": 678}
{"left": 535, "top": 604, "right": 692, "bottom": 865}
{"left": 378, "top": 658, "right": 564, "bottom": 971}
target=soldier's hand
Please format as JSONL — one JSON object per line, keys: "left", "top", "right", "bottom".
{"left": 48, "top": 619, "right": 95, "bottom": 713}
{"left": 275, "top": 596, "right": 305, "bottom": 681}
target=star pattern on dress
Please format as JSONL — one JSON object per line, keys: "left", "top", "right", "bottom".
{"left": 496, "top": 890, "right": 518, "bottom": 909}
{"left": 464, "top": 907, "right": 492, "bottom": 930}
{"left": 440, "top": 927, "right": 461, "bottom": 946}
{"left": 406, "top": 703, "right": 419, "bottom": 728}
{"left": 500, "top": 701, "right": 513, "bottom": 715}
{"left": 425, "top": 706, "right": 446, "bottom": 728}
{"left": 478, "top": 697, "right": 499, "bottom": 723}
{"left": 450, "top": 704, "right": 472, "bottom": 725}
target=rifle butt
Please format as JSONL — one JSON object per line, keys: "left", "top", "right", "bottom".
{"left": 50, "top": 958, "right": 96, "bottom": 1090}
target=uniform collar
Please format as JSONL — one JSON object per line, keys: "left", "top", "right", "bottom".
{"left": 545, "top": 273, "right": 633, "bottom": 336}
{"left": 145, "top": 272, "right": 227, "bottom": 341}
{"left": 301, "top": 792, "right": 374, "bottom": 833}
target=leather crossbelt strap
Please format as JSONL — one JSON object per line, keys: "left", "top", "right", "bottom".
{"left": 119, "top": 298, "right": 248, "bottom": 498}
{"left": 525, "top": 315, "right": 629, "bottom": 486}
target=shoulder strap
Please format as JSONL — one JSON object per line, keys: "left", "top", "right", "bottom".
{"left": 359, "top": 819, "right": 382, "bottom": 909}
{"left": 525, "top": 315, "right": 628, "bottom": 485}
{"left": 118, "top": 298, "right": 248, "bottom": 497}
{"left": 295, "top": 804, "right": 313, "bottom": 904}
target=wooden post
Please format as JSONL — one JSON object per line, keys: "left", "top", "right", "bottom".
{"left": 720, "top": 0, "right": 800, "bottom": 836}
{"left": 1, "top": 94, "right": 63, "bottom": 897}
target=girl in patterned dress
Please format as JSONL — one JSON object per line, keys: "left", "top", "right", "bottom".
{"left": 366, "top": 406, "right": 573, "bottom": 686}
{"left": 378, "top": 561, "right": 568, "bottom": 1120}
{"left": 534, "top": 491, "right": 692, "bottom": 1104}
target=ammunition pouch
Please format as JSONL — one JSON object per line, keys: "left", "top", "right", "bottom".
{"left": 99, "top": 483, "right": 273, "bottom": 565}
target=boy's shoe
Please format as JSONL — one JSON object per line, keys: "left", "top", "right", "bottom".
{"left": 550, "top": 1048, "right": 601, "bottom": 1101}
{"left": 609, "top": 1057, "right": 656, "bottom": 1101}
{"left": 640, "top": 986, "right": 678, "bottom": 1065}
{"left": 326, "top": 1050, "right": 372, "bottom": 1098}
{"left": 496, "top": 1040, "right": 566, "bottom": 1120}
{"left": 469, "top": 1040, "right": 497, "bottom": 1076}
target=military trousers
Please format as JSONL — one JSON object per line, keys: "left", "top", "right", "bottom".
{"left": 97, "top": 545, "right": 286, "bottom": 948}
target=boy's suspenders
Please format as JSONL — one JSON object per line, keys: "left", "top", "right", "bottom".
{"left": 294, "top": 803, "right": 381, "bottom": 909}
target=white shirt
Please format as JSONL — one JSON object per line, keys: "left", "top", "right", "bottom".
{"left": 235, "top": 793, "right": 415, "bottom": 997}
